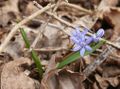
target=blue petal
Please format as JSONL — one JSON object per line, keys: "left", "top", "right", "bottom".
{"left": 80, "top": 34, "right": 85, "bottom": 41}
{"left": 76, "top": 28, "right": 81, "bottom": 35}
{"left": 85, "top": 45, "right": 92, "bottom": 51}
{"left": 93, "top": 37, "right": 99, "bottom": 42}
{"left": 96, "top": 28, "right": 104, "bottom": 37}
{"left": 86, "top": 37, "right": 92, "bottom": 44}
{"left": 70, "top": 37, "right": 79, "bottom": 44}
{"left": 73, "top": 45, "right": 81, "bottom": 51}
{"left": 71, "top": 30, "right": 77, "bottom": 36}
{"left": 82, "top": 28, "right": 88, "bottom": 35}
{"left": 80, "top": 48, "right": 85, "bottom": 57}
{"left": 75, "top": 27, "right": 80, "bottom": 31}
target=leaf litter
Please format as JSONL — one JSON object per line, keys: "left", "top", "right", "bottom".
{"left": 0, "top": 0, "right": 120, "bottom": 89}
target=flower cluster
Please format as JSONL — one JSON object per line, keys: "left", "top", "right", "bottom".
{"left": 70, "top": 28, "right": 104, "bottom": 57}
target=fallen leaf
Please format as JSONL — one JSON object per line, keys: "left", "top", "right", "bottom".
{"left": 95, "top": 74, "right": 109, "bottom": 89}
{"left": 40, "top": 53, "right": 85, "bottom": 89}
{"left": 1, "top": 57, "right": 40, "bottom": 89}
{"left": 0, "top": 0, "right": 19, "bottom": 27}
{"left": 104, "top": 7, "right": 120, "bottom": 40}
{"left": 41, "top": 69, "right": 85, "bottom": 89}
{"left": 95, "top": 74, "right": 120, "bottom": 89}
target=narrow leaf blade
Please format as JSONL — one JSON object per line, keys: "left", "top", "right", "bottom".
{"left": 20, "top": 28, "right": 43, "bottom": 77}
{"left": 20, "top": 28, "right": 30, "bottom": 48}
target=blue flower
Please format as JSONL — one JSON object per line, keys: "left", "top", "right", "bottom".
{"left": 92, "top": 28, "right": 105, "bottom": 42}
{"left": 70, "top": 28, "right": 105, "bottom": 57}
{"left": 70, "top": 28, "right": 92, "bottom": 57}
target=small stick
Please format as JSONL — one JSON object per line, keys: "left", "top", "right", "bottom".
{"left": 61, "top": 2, "right": 93, "bottom": 14}
{"left": 0, "top": 4, "right": 55, "bottom": 53}
{"left": 52, "top": 0, "right": 62, "bottom": 12}
{"left": 25, "top": 47, "right": 68, "bottom": 52}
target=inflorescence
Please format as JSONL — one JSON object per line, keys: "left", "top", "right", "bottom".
{"left": 70, "top": 28, "right": 104, "bottom": 57}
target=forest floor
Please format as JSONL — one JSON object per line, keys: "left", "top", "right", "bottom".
{"left": 0, "top": 0, "right": 120, "bottom": 89}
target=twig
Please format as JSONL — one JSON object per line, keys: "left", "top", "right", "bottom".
{"left": 25, "top": 47, "right": 68, "bottom": 52}
{"left": 83, "top": 38, "right": 120, "bottom": 77}
{"left": 61, "top": 2, "right": 93, "bottom": 14}
{"left": 0, "top": 4, "right": 55, "bottom": 53}
{"left": 53, "top": 0, "right": 62, "bottom": 12}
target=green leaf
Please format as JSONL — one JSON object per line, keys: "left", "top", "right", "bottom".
{"left": 20, "top": 28, "right": 30, "bottom": 48}
{"left": 57, "top": 40, "right": 106, "bottom": 69}
{"left": 31, "top": 50, "right": 43, "bottom": 77}
{"left": 20, "top": 28, "right": 43, "bottom": 78}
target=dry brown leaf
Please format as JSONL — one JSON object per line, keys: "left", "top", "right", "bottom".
{"left": 95, "top": 74, "right": 109, "bottom": 89}
{"left": 1, "top": 57, "right": 40, "bottom": 89}
{"left": 99, "top": 56, "right": 120, "bottom": 78}
{"left": 0, "top": 53, "right": 13, "bottom": 88}
{"left": 41, "top": 54, "right": 60, "bottom": 89}
{"left": 41, "top": 69, "right": 84, "bottom": 89}
{"left": 3, "top": 34, "right": 24, "bottom": 59}
{"left": 2, "top": 26, "right": 39, "bottom": 59}
{"left": 41, "top": 70, "right": 58, "bottom": 89}
{"left": 106, "top": 77, "right": 119, "bottom": 87}
{"left": 92, "top": 82, "right": 100, "bottom": 89}
{"left": 22, "top": 1, "right": 38, "bottom": 15}
{"left": 104, "top": 7, "right": 120, "bottom": 40}
{"left": 40, "top": 54, "right": 84, "bottom": 89}
{"left": 33, "top": 23, "right": 69, "bottom": 49}
{"left": 57, "top": 70, "right": 84, "bottom": 89}
{"left": 102, "top": 65, "right": 120, "bottom": 78}
{"left": 0, "top": 0, "right": 19, "bottom": 27}
{"left": 95, "top": 74, "right": 120, "bottom": 89}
